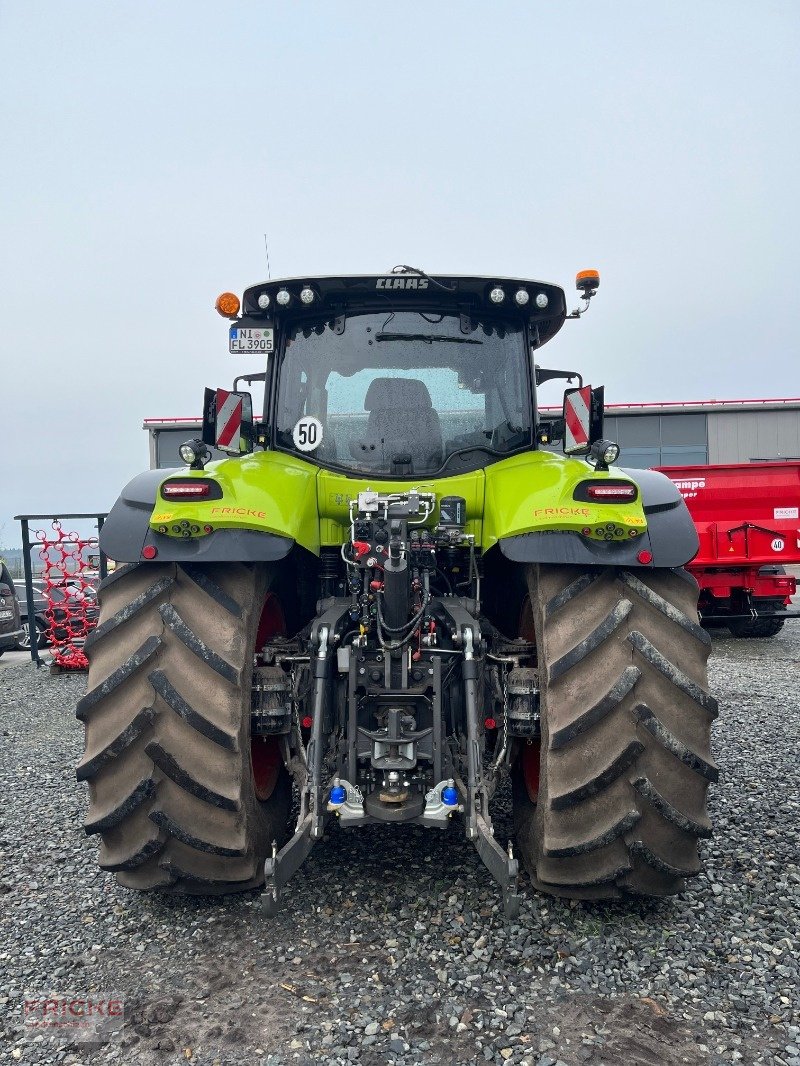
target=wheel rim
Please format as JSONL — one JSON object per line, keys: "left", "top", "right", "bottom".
{"left": 519, "top": 595, "right": 540, "bottom": 802}
{"left": 256, "top": 592, "right": 286, "bottom": 656}
{"left": 19, "top": 621, "right": 31, "bottom": 650}
{"left": 521, "top": 740, "right": 541, "bottom": 803}
{"left": 519, "top": 596, "right": 535, "bottom": 645}
{"left": 251, "top": 592, "right": 286, "bottom": 802}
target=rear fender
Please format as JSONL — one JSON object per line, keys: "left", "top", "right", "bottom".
{"left": 101, "top": 452, "right": 320, "bottom": 563}
{"left": 497, "top": 463, "right": 699, "bottom": 569}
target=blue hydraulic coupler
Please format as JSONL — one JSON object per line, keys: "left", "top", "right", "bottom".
{"left": 329, "top": 783, "right": 347, "bottom": 805}
{"left": 441, "top": 785, "right": 459, "bottom": 807}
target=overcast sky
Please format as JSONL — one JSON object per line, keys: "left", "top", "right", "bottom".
{"left": 1, "top": 1, "right": 799, "bottom": 547}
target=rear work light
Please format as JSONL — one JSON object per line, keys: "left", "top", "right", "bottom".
{"left": 161, "top": 482, "right": 212, "bottom": 499}
{"left": 586, "top": 484, "right": 637, "bottom": 501}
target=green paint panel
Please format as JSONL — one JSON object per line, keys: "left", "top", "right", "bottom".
{"left": 150, "top": 452, "right": 320, "bottom": 553}
{"left": 483, "top": 451, "right": 647, "bottom": 548}
{"left": 316, "top": 469, "right": 485, "bottom": 545}
{"left": 149, "top": 449, "right": 647, "bottom": 554}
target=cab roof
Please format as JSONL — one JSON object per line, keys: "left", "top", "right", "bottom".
{"left": 239, "top": 273, "right": 568, "bottom": 349}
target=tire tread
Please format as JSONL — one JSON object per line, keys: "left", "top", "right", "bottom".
{"left": 514, "top": 564, "right": 715, "bottom": 899}
{"left": 79, "top": 563, "right": 291, "bottom": 894}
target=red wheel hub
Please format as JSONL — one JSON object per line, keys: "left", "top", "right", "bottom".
{"left": 521, "top": 739, "right": 541, "bottom": 803}
{"left": 256, "top": 592, "right": 286, "bottom": 656}
{"left": 251, "top": 736, "right": 282, "bottom": 802}
{"left": 518, "top": 595, "right": 535, "bottom": 643}
{"left": 251, "top": 592, "right": 286, "bottom": 802}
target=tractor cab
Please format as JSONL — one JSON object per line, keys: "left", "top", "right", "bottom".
{"left": 204, "top": 270, "right": 604, "bottom": 475}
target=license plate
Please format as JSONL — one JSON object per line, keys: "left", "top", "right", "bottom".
{"left": 0, "top": 610, "right": 13, "bottom": 620}
{"left": 229, "top": 327, "right": 274, "bottom": 354}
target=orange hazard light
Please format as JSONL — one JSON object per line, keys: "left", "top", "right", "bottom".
{"left": 215, "top": 292, "right": 241, "bottom": 318}
{"left": 576, "top": 270, "right": 600, "bottom": 295}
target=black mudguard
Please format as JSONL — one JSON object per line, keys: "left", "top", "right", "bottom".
{"left": 101, "top": 470, "right": 294, "bottom": 564}
{"left": 500, "top": 467, "right": 698, "bottom": 569}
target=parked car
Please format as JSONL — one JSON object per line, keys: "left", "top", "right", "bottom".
{"left": 14, "top": 581, "right": 49, "bottom": 650}
{"left": 0, "top": 562, "right": 24, "bottom": 656}
{"left": 14, "top": 578, "right": 99, "bottom": 650}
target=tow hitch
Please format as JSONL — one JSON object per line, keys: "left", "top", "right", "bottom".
{"left": 260, "top": 601, "right": 520, "bottom": 918}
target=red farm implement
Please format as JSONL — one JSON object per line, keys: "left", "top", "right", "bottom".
{"left": 15, "top": 513, "right": 107, "bottom": 670}
{"left": 655, "top": 462, "right": 800, "bottom": 637}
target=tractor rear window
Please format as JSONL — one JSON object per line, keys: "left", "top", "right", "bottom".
{"left": 275, "top": 311, "right": 532, "bottom": 476}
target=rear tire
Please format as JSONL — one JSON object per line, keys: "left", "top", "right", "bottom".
{"left": 514, "top": 565, "right": 716, "bottom": 899}
{"left": 78, "top": 562, "right": 292, "bottom": 893}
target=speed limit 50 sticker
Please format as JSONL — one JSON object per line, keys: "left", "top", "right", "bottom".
{"left": 292, "top": 416, "right": 323, "bottom": 452}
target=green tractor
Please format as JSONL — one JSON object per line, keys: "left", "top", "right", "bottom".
{"left": 79, "top": 268, "right": 716, "bottom": 916}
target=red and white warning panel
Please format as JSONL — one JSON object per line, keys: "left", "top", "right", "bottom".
{"left": 563, "top": 385, "right": 592, "bottom": 454}
{"left": 215, "top": 389, "right": 243, "bottom": 451}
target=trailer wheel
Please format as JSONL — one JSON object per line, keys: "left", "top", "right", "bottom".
{"left": 514, "top": 565, "right": 716, "bottom": 899}
{"left": 78, "top": 562, "right": 292, "bottom": 893}
{"left": 728, "top": 605, "right": 786, "bottom": 639}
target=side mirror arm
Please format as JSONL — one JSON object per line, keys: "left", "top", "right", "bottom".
{"left": 535, "top": 366, "right": 584, "bottom": 388}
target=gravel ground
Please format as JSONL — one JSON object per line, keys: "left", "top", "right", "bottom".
{"left": 1, "top": 626, "right": 798, "bottom": 1066}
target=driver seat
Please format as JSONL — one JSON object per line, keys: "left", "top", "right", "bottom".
{"left": 350, "top": 377, "right": 443, "bottom": 469}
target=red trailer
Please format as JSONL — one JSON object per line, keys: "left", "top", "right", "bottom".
{"left": 655, "top": 462, "right": 800, "bottom": 637}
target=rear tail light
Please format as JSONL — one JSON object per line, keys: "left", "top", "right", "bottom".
{"left": 162, "top": 482, "right": 211, "bottom": 499}
{"left": 587, "top": 484, "right": 637, "bottom": 501}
